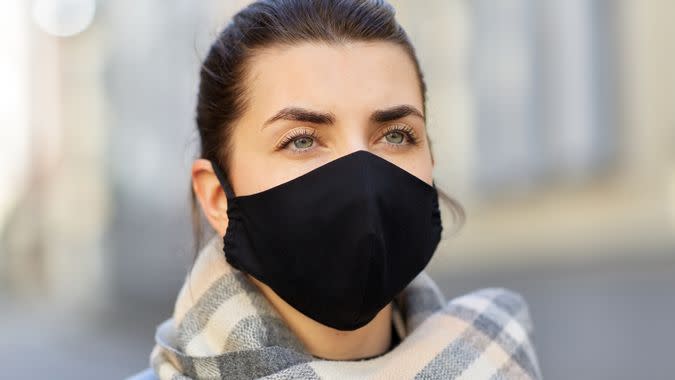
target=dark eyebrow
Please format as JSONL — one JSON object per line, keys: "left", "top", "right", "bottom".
{"left": 262, "top": 107, "right": 336, "bottom": 129}
{"left": 370, "top": 105, "right": 425, "bottom": 123}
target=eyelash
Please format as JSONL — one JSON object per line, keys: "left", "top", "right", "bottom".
{"left": 381, "top": 124, "right": 420, "bottom": 146}
{"left": 275, "top": 128, "right": 317, "bottom": 151}
{"left": 274, "top": 124, "right": 420, "bottom": 152}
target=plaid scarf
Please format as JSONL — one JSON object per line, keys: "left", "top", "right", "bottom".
{"left": 145, "top": 236, "right": 542, "bottom": 379}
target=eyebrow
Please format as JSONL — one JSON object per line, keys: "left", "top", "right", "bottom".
{"left": 263, "top": 107, "right": 336, "bottom": 128}
{"left": 261, "top": 104, "right": 424, "bottom": 129}
{"left": 370, "top": 104, "right": 425, "bottom": 123}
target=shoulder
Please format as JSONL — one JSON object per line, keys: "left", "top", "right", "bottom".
{"left": 124, "top": 368, "right": 158, "bottom": 380}
{"left": 441, "top": 287, "right": 542, "bottom": 379}
{"left": 448, "top": 287, "right": 532, "bottom": 324}
{"left": 445, "top": 287, "right": 535, "bottom": 335}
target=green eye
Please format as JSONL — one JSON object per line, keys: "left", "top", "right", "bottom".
{"left": 385, "top": 131, "right": 405, "bottom": 144}
{"left": 293, "top": 136, "right": 314, "bottom": 149}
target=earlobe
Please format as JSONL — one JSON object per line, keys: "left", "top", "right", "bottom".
{"left": 191, "top": 159, "right": 229, "bottom": 236}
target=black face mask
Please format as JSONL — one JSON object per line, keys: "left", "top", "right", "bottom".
{"left": 210, "top": 150, "right": 442, "bottom": 331}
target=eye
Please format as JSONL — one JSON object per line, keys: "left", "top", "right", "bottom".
{"left": 379, "top": 125, "right": 419, "bottom": 147}
{"left": 293, "top": 136, "right": 314, "bottom": 149}
{"left": 384, "top": 131, "right": 405, "bottom": 144}
{"left": 275, "top": 128, "right": 318, "bottom": 152}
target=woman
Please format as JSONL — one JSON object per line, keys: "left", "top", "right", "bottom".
{"left": 129, "top": 0, "right": 541, "bottom": 379}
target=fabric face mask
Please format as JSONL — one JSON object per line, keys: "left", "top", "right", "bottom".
{"left": 210, "top": 150, "right": 442, "bottom": 331}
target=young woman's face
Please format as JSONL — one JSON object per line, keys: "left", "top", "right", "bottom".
{"left": 228, "top": 41, "right": 433, "bottom": 197}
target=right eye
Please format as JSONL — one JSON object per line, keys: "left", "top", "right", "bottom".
{"left": 275, "top": 128, "right": 319, "bottom": 153}
{"left": 292, "top": 136, "right": 314, "bottom": 150}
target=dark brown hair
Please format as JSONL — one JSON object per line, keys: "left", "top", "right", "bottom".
{"left": 191, "top": 0, "right": 464, "bottom": 257}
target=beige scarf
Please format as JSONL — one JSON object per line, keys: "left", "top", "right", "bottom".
{"left": 145, "top": 235, "right": 542, "bottom": 379}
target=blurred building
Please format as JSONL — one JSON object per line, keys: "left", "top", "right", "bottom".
{"left": 0, "top": 1, "right": 674, "bottom": 379}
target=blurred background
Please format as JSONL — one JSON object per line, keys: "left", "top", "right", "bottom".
{"left": 1, "top": 0, "right": 674, "bottom": 379}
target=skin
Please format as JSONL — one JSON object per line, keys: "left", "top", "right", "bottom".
{"left": 191, "top": 41, "right": 434, "bottom": 360}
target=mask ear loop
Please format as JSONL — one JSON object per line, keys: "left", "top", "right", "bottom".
{"left": 209, "top": 159, "right": 236, "bottom": 200}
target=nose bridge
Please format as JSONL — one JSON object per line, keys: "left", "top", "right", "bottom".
{"left": 335, "top": 119, "right": 370, "bottom": 158}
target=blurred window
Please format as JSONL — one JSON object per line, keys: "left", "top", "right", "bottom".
{"left": 471, "top": 0, "right": 618, "bottom": 197}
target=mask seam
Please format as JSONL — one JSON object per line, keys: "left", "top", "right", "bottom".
{"left": 354, "top": 152, "right": 377, "bottom": 329}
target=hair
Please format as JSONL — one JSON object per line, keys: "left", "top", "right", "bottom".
{"left": 190, "top": 0, "right": 465, "bottom": 259}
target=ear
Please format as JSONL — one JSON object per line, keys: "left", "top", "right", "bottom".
{"left": 191, "top": 159, "right": 229, "bottom": 236}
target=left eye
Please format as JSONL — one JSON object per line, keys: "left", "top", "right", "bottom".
{"left": 384, "top": 131, "right": 405, "bottom": 144}
{"left": 293, "top": 136, "right": 314, "bottom": 149}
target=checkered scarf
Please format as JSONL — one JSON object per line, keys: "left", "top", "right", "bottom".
{"left": 147, "top": 236, "right": 542, "bottom": 379}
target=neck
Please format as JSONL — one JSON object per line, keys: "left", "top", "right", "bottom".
{"left": 248, "top": 274, "right": 392, "bottom": 360}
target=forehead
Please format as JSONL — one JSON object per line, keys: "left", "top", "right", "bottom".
{"left": 242, "top": 41, "right": 423, "bottom": 119}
